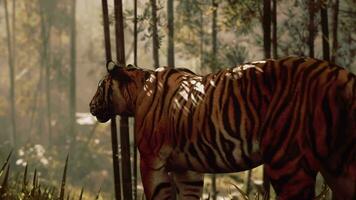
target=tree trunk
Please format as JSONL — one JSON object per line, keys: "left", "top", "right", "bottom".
{"left": 245, "top": 170, "right": 252, "bottom": 195}
{"left": 114, "top": 0, "right": 133, "bottom": 199}
{"left": 150, "top": 0, "right": 159, "bottom": 67}
{"left": 212, "top": 174, "right": 217, "bottom": 200}
{"left": 320, "top": 0, "right": 330, "bottom": 61}
{"left": 167, "top": 1, "right": 176, "bottom": 197}
{"left": 308, "top": 0, "right": 315, "bottom": 58}
{"left": 39, "top": 0, "right": 52, "bottom": 145}
{"left": 331, "top": 0, "right": 339, "bottom": 63}
{"left": 200, "top": 9, "right": 204, "bottom": 70}
{"left": 69, "top": 0, "right": 76, "bottom": 140}
{"left": 167, "top": 0, "right": 174, "bottom": 68}
{"left": 263, "top": 0, "right": 271, "bottom": 58}
{"left": 4, "top": 0, "right": 16, "bottom": 147}
{"left": 211, "top": 1, "right": 219, "bottom": 199}
{"left": 272, "top": 0, "right": 277, "bottom": 58}
{"left": 101, "top": 1, "right": 122, "bottom": 199}
{"left": 211, "top": 0, "right": 218, "bottom": 71}
{"left": 263, "top": 0, "right": 271, "bottom": 198}
{"left": 133, "top": 0, "right": 138, "bottom": 199}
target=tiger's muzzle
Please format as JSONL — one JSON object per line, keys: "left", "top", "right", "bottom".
{"left": 89, "top": 101, "right": 113, "bottom": 123}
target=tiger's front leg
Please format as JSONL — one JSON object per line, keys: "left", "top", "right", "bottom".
{"left": 172, "top": 170, "right": 204, "bottom": 200}
{"left": 140, "top": 158, "right": 174, "bottom": 200}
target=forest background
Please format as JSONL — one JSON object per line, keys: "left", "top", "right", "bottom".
{"left": 0, "top": 0, "right": 355, "bottom": 199}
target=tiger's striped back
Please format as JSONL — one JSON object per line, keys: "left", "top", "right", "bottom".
{"left": 90, "top": 56, "right": 356, "bottom": 199}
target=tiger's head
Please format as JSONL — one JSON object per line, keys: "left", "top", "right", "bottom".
{"left": 89, "top": 61, "right": 147, "bottom": 122}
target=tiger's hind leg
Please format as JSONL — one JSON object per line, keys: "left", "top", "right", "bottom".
{"left": 319, "top": 155, "right": 356, "bottom": 199}
{"left": 140, "top": 158, "right": 174, "bottom": 200}
{"left": 172, "top": 170, "right": 204, "bottom": 200}
{"left": 265, "top": 159, "right": 317, "bottom": 200}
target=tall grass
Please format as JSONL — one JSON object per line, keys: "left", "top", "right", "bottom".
{"left": 0, "top": 151, "right": 89, "bottom": 200}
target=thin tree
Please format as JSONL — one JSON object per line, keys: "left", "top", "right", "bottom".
{"left": 4, "top": 0, "right": 16, "bottom": 146}
{"left": 150, "top": 0, "right": 160, "bottom": 67}
{"left": 39, "top": 0, "right": 53, "bottom": 145}
{"left": 114, "top": 0, "right": 133, "bottom": 199}
{"left": 167, "top": 1, "right": 177, "bottom": 198}
{"left": 245, "top": 170, "right": 252, "bottom": 195}
{"left": 211, "top": 1, "right": 218, "bottom": 198}
{"left": 320, "top": 0, "right": 330, "bottom": 61}
{"left": 211, "top": 0, "right": 218, "bottom": 71}
{"left": 69, "top": 0, "right": 76, "bottom": 140}
{"left": 263, "top": 0, "right": 271, "bottom": 198}
{"left": 263, "top": 0, "right": 271, "bottom": 58}
{"left": 272, "top": 0, "right": 278, "bottom": 58}
{"left": 101, "top": 0, "right": 122, "bottom": 199}
{"left": 167, "top": 0, "right": 174, "bottom": 67}
{"left": 133, "top": 0, "right": 138, "bottom": 199}
{"left": 200, "top": 7, "right": 204, "bottom": 70}
{"left": 331, "top": 0, "right": 339, "bottom": 63}
{"left": 308, "top": 0, "right": 315, "bottom": 58}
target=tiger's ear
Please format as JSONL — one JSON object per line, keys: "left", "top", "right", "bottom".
{"left": 106, "top": 60, "right": 118, "bottom": 73}
{"left": 106, "top": 61, "right": 132, "bottom": 82}
{"left": 127, "top": 64, "right": 136, "bottom": 69}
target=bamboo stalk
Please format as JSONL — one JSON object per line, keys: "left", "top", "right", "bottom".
{"left": 114, "top": 0, "right": 133, "bottom": 199}
{"left": 101, "top": 1, "right": 122, "bottom": 199}
{"left": 4, "top": 0, "right": 16, "bottom": 147}
{"left": 133, "top": 0, "right": 138, "bottom": 199}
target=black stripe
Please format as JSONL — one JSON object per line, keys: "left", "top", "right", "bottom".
{"left": 180, "top": 180, "right": 204, "bottom": 187}
{"left": 151, "top": 182, "right": 172, "bottom": 200}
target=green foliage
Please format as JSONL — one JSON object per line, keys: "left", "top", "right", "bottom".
{"left": 220, "top": 0, "right": 260, "bottom": 33}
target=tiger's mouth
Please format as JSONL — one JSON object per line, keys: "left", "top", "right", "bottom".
{"left": 90, "top": 106, "right": 114, "bottom": 123}
{"left": 95, "top": 112, "right": 112, "bottom": 123}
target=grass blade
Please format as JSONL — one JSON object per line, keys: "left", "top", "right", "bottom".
{"left": 95, "top": 187, "right": 101, "bottom": 200}
{"left": 30, "top": 168, "right": 37, "bottom": 197}
{"left": 229, "top": 182, "right": 249, "bottom": 200}
{"left": 59, "top": 154, "right": 69, "bottom": 200}
{"left": 0, "top": 164, "right": 10, "bottom": 197}
{"left": 79, "top": 187, "right": 84, "bottom": 200}
{"left": 22, "top": 163, "right": 28, "bottom": 192}
{"left": 0, "top": 150, "right": 12, "bottom": 177}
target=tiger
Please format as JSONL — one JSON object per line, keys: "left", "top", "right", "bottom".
{"left": 89, "top": 56, "right": 356, "bottom": 200}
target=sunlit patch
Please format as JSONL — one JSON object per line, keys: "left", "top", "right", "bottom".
{"left": 174, "top": 98, "right": 182, "bottom": 109}
{"left": 158, "top": 82, "right": 163, "bottom": 90}
{"left": 210, "top": 80, "right": 216, "bottom": 87}
{"left": 148, "top": 74, "right": 156, "bottom": 82}
{"left": 179, "top": 90, "right": 189, "bottom": 101}
{"left": 191, "top": 95, "right": 198, "bottom": 106}
{"left": 190, "top": 79, "right": 197, "bottom": 85}
{"left": 155, "top": 67, "right": 166, "bottom": 72}
{"left": 144, "top": 84, "right": 149, "bottom": 92}
{"left": 194, "top": 82, "right": 205, "bottom": 94}
{"left": 146, "top": 90, "right": 153, "bottom": 97}
{"left": 183, "top": 106, "right": 190, "bottom": 115}
{"left": 76, "top": 112, "right": 96, "bottom": 125}
{"left": 175, "top": 75, "right": 206, "bottom": 110}
{"left": 251, "top": 60, "right": 266, "bottom": 64}
{"left": 231, "top": 64, "right": 264, "bottom": 80}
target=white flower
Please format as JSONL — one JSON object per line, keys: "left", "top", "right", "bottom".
{"left": 94, "top": 139, "right": 100, "bottom": 144}
{"left": 18, "top": 149, "right": 25, "bottom": 156}
{"left": 40, "top": 158, "right": 49, "bottom": 165}
{"left": 16, "top": 159, "right": 24, "bottom": 165}
{"left": 34, "top": 144, "right": 45, "bottom": 157}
